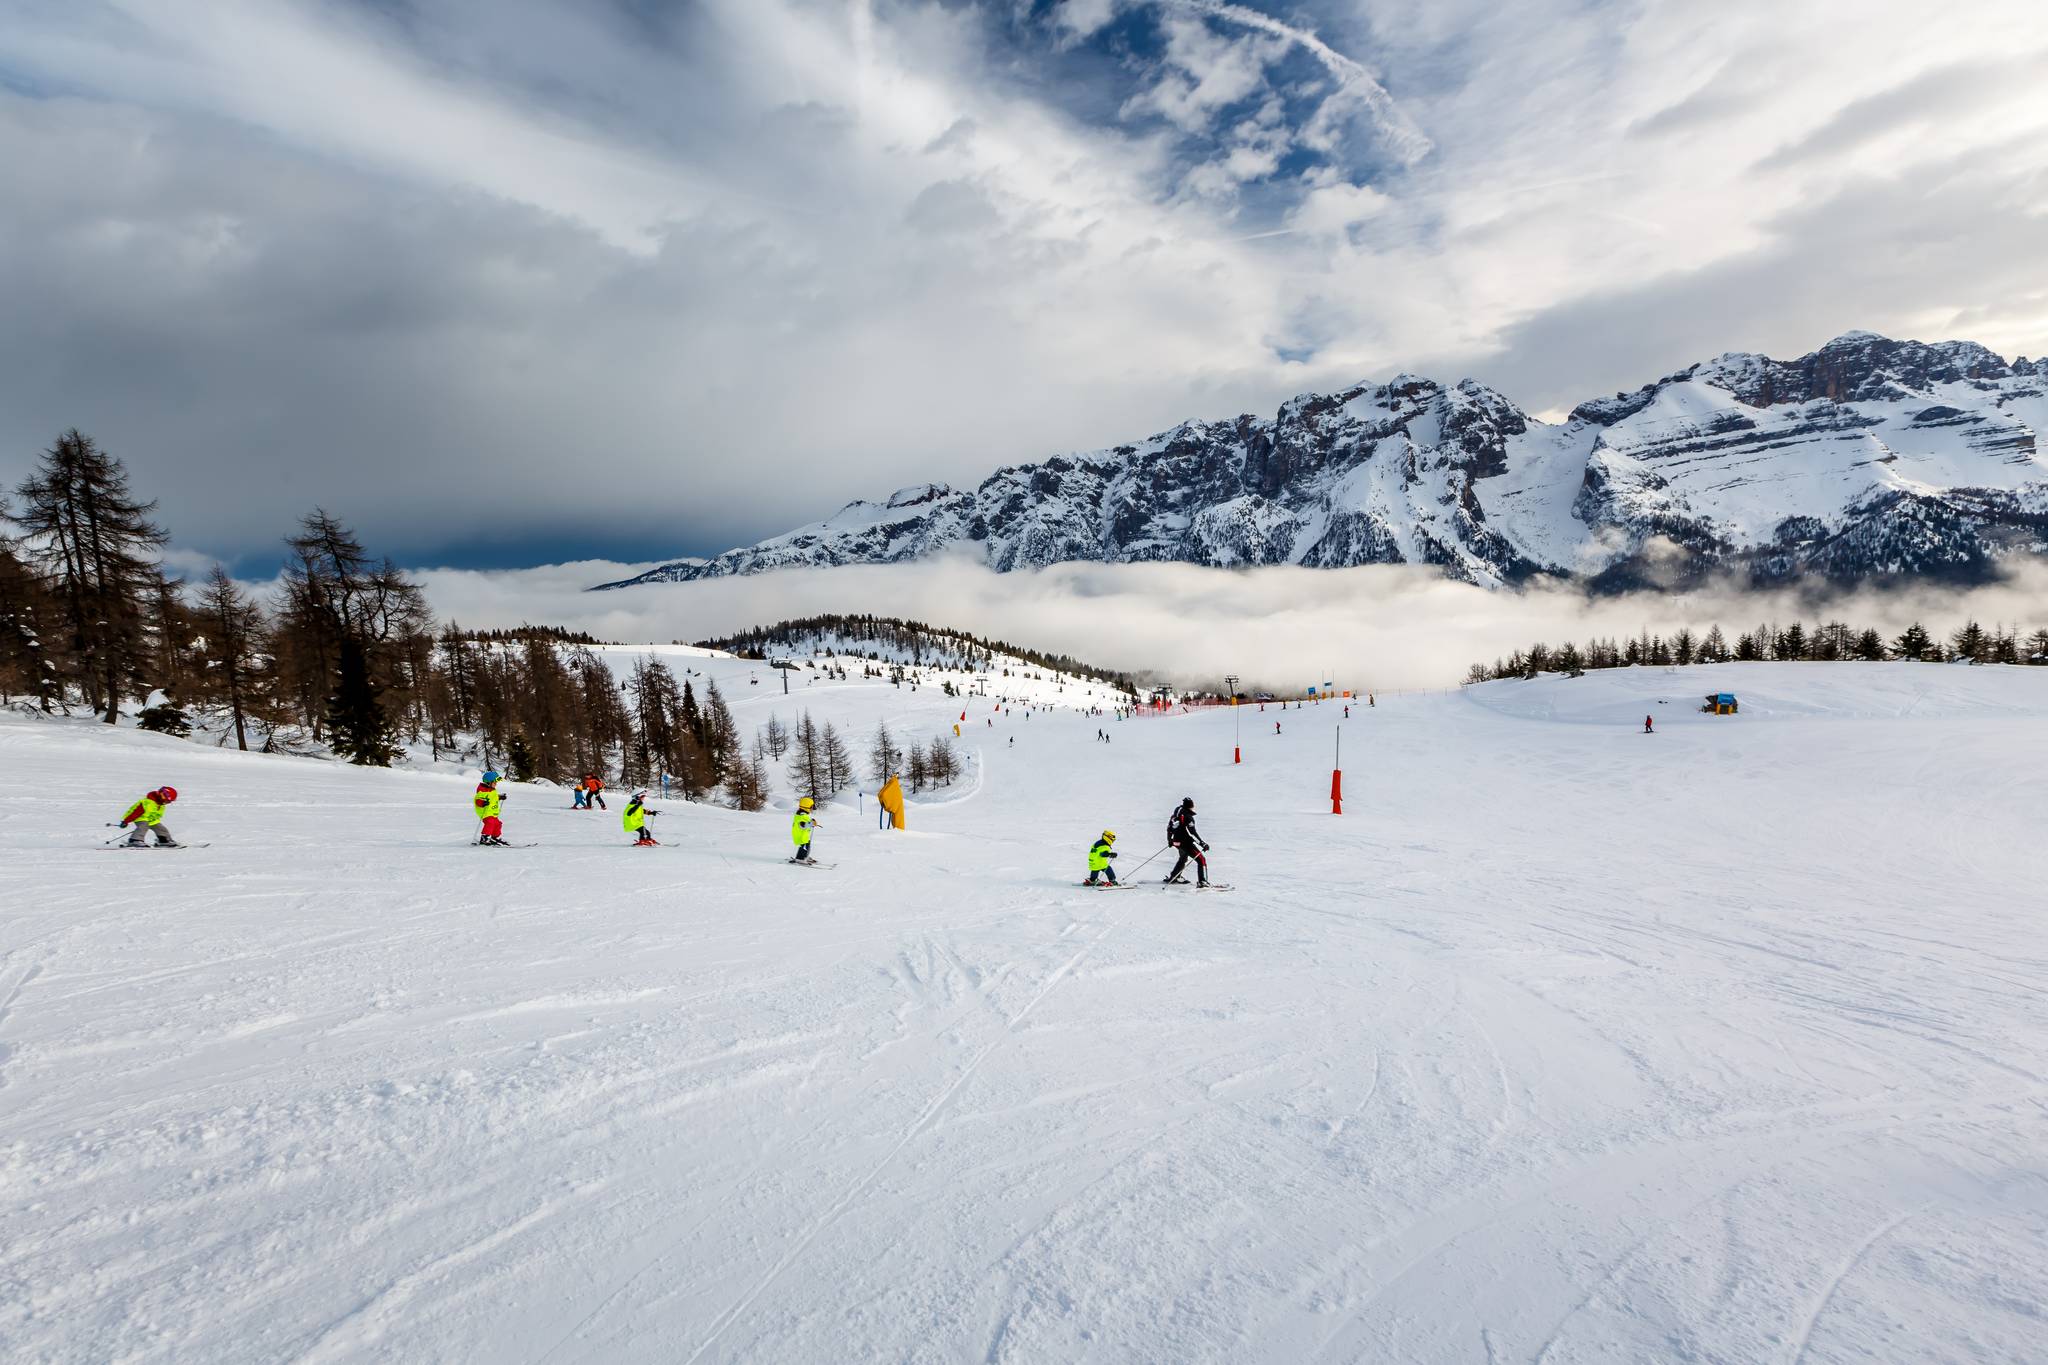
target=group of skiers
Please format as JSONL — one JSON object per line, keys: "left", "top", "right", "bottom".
{"left": 1083, "top": 797, "right": 1212, "bottom": 889}
{"left": 469, "top": 770, "right": 654, "bottom": 847}
{"left": 465, "top": 769, "right": 1213, "bottom": 884}
{"left": 119, "top": 770, "right": 1215, "bottom": 884}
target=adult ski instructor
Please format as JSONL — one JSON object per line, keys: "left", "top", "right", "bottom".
{"left": 1163, "top": 797, "right": 1209, "bottom": 887}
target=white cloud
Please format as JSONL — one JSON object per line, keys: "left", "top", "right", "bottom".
{"left": 409, "top": 558, "right": 2048, "bottom": 694}
{"left": 1121, "top": 14, "right": 1281, "bottom": 135}
{"left": 1053, "top": 0, "right": 1124, "bottom": 42}
{"left": 1285, "top": 176, "right": 1389, "bottom": 238}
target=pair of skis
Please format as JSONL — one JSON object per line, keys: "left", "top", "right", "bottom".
{"left": 1077, "top": 880, "right": 1233, "bottom": 892}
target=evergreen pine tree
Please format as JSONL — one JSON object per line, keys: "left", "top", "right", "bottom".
{"left": 506, "top": 731, "right": 538, "bottom": 782}
{"left": 328, "top": 636, "right": 396, "bottom": 763}
{"left": 1893, "top": 622, "right": 1933, "bottom": 660}
{"left": 1949, "top": 620, "right": 1988, "bottom": 662}
{"left": 702, "top": 679, "right": 738, "bottom": 785}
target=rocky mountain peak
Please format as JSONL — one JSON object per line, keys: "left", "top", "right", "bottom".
{"left": 596, "top": 330, "right": 2048, "bottom": 594}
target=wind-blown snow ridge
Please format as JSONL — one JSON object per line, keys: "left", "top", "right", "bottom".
{"left": 597, "top": 332, "right": 2048, "bottom": 592}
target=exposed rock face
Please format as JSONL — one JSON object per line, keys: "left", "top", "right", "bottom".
{"left": 596, "top": 332, "right": 2048, "bottom": 592}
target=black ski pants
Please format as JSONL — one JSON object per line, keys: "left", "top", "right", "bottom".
{"left": 1167, "top": 840, "right": 1207, "bottom": 883}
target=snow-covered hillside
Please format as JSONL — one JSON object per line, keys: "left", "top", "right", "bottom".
{"left": 599, "top": 332, "right": 2048, "bottom": 591}
{"left": 4, "top": 661, "right": 2046, "bottom": 1362}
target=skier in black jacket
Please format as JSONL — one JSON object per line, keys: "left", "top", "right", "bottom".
{"left": 1163, "top": 797, "right": 1209, "bottom": 887}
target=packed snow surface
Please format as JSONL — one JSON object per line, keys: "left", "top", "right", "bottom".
{"left": 4, "top": 661, "right": 2046, "bottom": 1362}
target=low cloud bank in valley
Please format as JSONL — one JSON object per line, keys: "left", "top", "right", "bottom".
{"left": 409, "top": 557, "right": 2048, "bottom": 693}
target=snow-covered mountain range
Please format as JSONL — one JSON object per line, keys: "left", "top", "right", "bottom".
{"left": 596, "top": 332, "right": 2048, "bottom": 592}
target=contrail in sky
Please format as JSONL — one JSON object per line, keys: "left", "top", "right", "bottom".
{"left": 1156, "top": 0, "right": 1434, "bottom": 164}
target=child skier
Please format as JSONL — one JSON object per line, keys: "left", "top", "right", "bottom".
{"left": 791, "top": 797, "right": 818, "bottom": 863}
{"left": 118, "top": 786, "right": 180, "bottom": 847}
{"left": 1643, "top": 715, "right": 1654, "bottom": 734}
{"left": 1164, "top": 797, "right": 1209, "bottom": 887}
{"left": 474, "top": 771, "right": 508, "bottom": 846}
{"left": 1086, "top": 830, "right": 1118, "bottom": 886}
{"left": 623, "top": 790, "right": 658, "bottom": 845}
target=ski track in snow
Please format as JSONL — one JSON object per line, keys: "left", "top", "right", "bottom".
{"left": 3, "top": 660, "right": 2048, "bottom": 1362}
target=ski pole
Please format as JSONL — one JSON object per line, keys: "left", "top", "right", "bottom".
{"left": 1126, "top": 843, "right": 1172, "bottom": 877}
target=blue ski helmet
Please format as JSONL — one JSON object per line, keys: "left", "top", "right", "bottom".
{"left": 480, "top": 770, "right": 501, "bottom": 784}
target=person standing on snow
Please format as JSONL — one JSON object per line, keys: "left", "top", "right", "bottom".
{"left": 1643, "top": 715, "right": 1654, "bottom": 734}
{"left": 583, "top": 775, "right": 607, "bottom": 810}
{"left": 118, "top": 786, "right": 180, "bottom": 847}
{"left": 791, "top": 796, "right": 818, "bottom": 862}
{"left": 474, "top": 771, "right": 508, "bottom": 846}
{"left": 1164, "top": 797, "right": 1209, "bottom": 887}
{"left": 624, "top": 790, "right": 659, "bottom": 845}
{"left": 1086, "top": 830, "right": 1119, "bottom": 886}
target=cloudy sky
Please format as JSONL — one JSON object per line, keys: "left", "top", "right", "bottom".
{"left": 3, "top": 0, "right": 2044, "bottom": 571}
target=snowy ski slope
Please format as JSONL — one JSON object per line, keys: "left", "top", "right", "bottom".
{"left": 3, "top": 660, "right": 2045, "bottom": 1362}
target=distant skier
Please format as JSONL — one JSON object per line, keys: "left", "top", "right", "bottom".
{"left": 118, "top": 785, "right": 180, "bottom": 847}
{"left": 1163, "top": 797, "right": 1210, "bottom": 887}
{"left": 1086, "top": 830, "right": 1119, "bottom": 886}
{"left": 474, "top": 771, "right": 508, "bottom": 846}
{"left": 1643, "top": 715, "right": 1654, "bottom": 734}
{"left": 624, "top": 790, "right": 659, "bottom": 845}
{"left": 791, "top": 796, "right": 818, "bottom": 863}
{"left": 1274, "top": 721, "right": 1281, "bottom": 735}
{"left": 583, "top": 775, "right": 607, "bottom": 810}
{"left": 572, "top": 782, "right": 588, "bottom": 810}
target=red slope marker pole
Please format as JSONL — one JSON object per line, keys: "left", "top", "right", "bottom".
{"left": 1331, "top": 727, "right": 1342, "bottom": 815}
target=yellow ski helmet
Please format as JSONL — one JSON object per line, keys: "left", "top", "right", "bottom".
{"left": 798, "top": 797, "right": 815, "bottom": 810}
{"left": 1101, "top": 829, "right": 1116, "bottom": 843}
